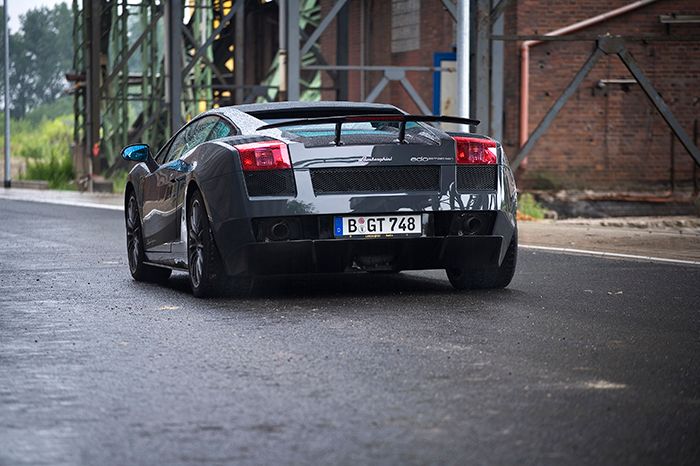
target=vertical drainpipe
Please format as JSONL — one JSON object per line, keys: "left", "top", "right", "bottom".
{"left": 457, "top": 0, "right": 470, "bottom": 131}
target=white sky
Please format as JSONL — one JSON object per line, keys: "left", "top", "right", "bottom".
{"left": 7, "top": 0, "right": 66, "bottom": 32}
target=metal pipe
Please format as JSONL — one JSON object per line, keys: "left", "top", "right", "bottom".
{"left": 457, "top": 0, "right": 470, "bottom": 128}
{"left": 278, "top": 0, "right": 287, "bottom": 101}
{"left": 693, "top": 119, "right": 698, "bottom": 195}
{"left": 3, "top": 0, "right": 10, "bottom": 188}
{"left": 670, "top": 131, "right": 675, "bottom": 193}
{"left": 519, "top": 0, "right": 659, "bottom": 168}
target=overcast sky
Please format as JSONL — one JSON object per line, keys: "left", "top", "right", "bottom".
{"left": 7, "top": 0, "right": 66, "bottom": 32}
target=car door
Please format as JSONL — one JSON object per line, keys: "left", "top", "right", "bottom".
{"left": 142, "top": 116, "right": 224, "bottom": 253}
{"left": 141, "top": 124, "right": 190, "bottom": 252}
{"left": 170, "top": 116, "right": 237, "bottom": 261}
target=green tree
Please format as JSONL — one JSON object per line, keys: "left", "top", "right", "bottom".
{"left": 1, "top": 3, "right": 72, "bottom": 117}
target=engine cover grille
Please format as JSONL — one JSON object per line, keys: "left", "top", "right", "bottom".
{"left": 310, "top": 166, "right": 440, "bottom": 194}
{"left": 456, "top": 165, "right": 497, "bottom": 191}
{"left": 244, "top": 170, "right": 296, "bottom": 197}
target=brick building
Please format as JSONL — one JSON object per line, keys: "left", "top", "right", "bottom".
{"left": 316, "top": 0, "right": 700, "bottom": 191}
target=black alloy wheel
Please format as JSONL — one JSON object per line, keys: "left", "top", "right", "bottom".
{"left": 446, "top": 227, "right": 518, "bottom": 290}
{"left": 187, "top": 189, "right": 253, "bottom": 298}
{"left": 125, "top": 192, "right": 172, "bottom": 283}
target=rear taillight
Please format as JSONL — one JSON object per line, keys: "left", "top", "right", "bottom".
{"left": 454, "top": 136, "right": 497, "bottom": 165}
{"left": 235, "top": 141, "right": 291, "bottom": 171}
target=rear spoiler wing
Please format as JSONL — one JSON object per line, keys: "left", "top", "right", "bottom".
{"left": 256, "top": 114, "right": 480, "bottom": 145}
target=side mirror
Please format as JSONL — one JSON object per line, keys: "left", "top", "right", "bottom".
{"left": 121, "top": 143, "right": 151, "bottom": 162}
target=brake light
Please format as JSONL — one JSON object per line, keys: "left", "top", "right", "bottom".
{"left": 454, "top": 136, "right": 497, "bottom": 165}
{"left": 235, "top": 141, "right": 291, "bottom": 171}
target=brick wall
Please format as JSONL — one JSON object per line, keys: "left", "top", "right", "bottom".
{"left": 319, "top": 0, "right": 455, "bottom": 113}
{"left": 315, "top": 0, "right": 700, "bottom": 191}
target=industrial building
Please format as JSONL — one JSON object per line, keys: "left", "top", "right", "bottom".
{"left": 69, "top": 0, "right": 700, "bottom": 193}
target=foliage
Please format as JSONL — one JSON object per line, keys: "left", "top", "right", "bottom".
{"left": 2, "top": 114, "right": 73, "bottom": 161}
{"left": 0, "top": 106, "right": 74, "bottom": 189}
{"left": 517, "top": 193, "right": 546, "bottom": 220}
{"left": 111, "top": 170, "right": 129, "bottom": 194}
{"left": 23, "top": 153, "right": 74, "bottom": 190}
{"left": 0, "top": 3, "right": 73, "bottom": 117}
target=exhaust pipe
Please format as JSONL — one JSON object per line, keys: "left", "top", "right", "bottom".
{"left": 463, "top": 216, "right": 482, "bottom": 235}
{"left": 270, "top": 221, "right": 290, "bottom": 241}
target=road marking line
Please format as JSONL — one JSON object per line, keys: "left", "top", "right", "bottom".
{"left": 2, "top": 195, "right": 697, "bottom": 266}
{"left": 0, "top": 194, "right": 123, "bottom": 211}
{"left": 521, "top": 244, "right": 700, "bottom": 266}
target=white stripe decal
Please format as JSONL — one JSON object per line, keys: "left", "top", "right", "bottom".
{"left": 520, "top": 244, "right": 700, "bottom": 267}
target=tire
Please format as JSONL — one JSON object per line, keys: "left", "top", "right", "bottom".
{"left": 125, "top": 192, "right": 172, "bottom": 283}
{"left": 446, "top": 228, "right": 518, "bottom": 290}
{"left": 187, "top": 190, "right": 253, "bottom": 298}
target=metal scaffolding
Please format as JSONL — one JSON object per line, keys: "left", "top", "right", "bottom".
{"left": 70, "top": 0, "right": 323, "bottom": 184}
{"left": 69, "top": 0, "right": 501, "bottom": 186}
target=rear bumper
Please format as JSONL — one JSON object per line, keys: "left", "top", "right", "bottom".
{"left": 222, "top": 235, "right": 503, "bottom": 276}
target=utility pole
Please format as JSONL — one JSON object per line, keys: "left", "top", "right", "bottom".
{"left": 3, "top": 0, "right": 10, "bottom": 188}
{"left": 456, "top": 0, "right": 470, "bottom": 131}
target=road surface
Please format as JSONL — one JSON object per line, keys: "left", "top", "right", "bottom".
{"left": 1, "top": 199, "right": 699, "bottom": 465}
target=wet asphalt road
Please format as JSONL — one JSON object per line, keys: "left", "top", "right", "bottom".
{"left": 1, "top": 198, "right": 699, "bottom": 465}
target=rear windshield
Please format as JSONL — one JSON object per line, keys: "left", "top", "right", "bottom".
{"left": 261, "top": 119, "right": 439, "bottom": 148}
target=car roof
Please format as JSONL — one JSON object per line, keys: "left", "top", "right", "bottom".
{"left": 233, "top": 101, "right": 401, "bottom": 114}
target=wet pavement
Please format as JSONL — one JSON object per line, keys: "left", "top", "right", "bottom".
{"left": 1, "top": 199, "right": 699, "bottom": 465}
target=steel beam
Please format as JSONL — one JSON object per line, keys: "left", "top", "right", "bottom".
{"left": 234, "top": 0, "right": 245, "bottom": 104}
{"left": 336, "top": 0, "right": 349, "bottom": 100}
{"left": 616, "top": 46, "right": 700, "bottom": 166}
{"left": 182, "top": 27, "right": 229, "bottom": 86}
{"left": 300, "top": 0, "right": 348, "bottom": 55}
{"left": 441, "top": 0, "right": 457, "bottom": 21}
{"left": 489, "top": 0, "right": 512, "bottom": 22}
{"left": 511, "top": 47, "right": 604, "bottom": 170}
{"left": 400, "top": 77, "right": 432, "bottom": 115}
{"left": 85, "top": 0, "right": 102, "bottom": 185}
{"left": 490, "top": 5, "right": 505, "bottom": 141}
{"left": 365, "top": 76, "right": 390, "bottom": 103}
{"left": 475, "top": 0, "right": 491, "bottom": 132}
{"left": 164, "top": 0, "right": 183, "bottom": 132}
{"left": 287, "top": 0, "right": 301, "bottom": 100}
{"left": 103, "top": 9, "right": 163, "bottom": 91}
{"left": 180, "top": 2, "right": 242, "bottom": 80}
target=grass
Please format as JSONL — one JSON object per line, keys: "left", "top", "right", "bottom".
{"left": 111, "top": 170, "right": 128, "bottom": 194}
{"left": 518, "top": 192, "right": 546, "bottom": 220}
{"left": 1, "top": 104, "right": 75, "bottom": 190}
{"left": 23, "top": 154, "right": 74, "bottom": 190}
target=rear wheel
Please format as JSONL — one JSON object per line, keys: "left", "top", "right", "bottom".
{"left": 187, "top": 190, "right": 253, "bottom": 298}
{"left": 446, "top": 228, "right": 517, "bottom": 290}
{"left": 125, "top": 193, "right": 172, "bottom": 283}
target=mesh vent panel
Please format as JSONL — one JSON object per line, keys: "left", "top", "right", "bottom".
{"left": 311, "top": 166, "right": 440, "bottom": 194}
{"left": 456, "top": 165, "right": 497, "bottom": 191}
{"left": 244, "top": 170, "right": 296, "bottom": 197}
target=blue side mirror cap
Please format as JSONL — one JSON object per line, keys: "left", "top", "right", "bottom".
{"left": 121, "top": 144, "right": 151, "bottom": 162}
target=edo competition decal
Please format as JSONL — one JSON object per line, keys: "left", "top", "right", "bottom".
{"left": 410, "top": 156, "right": 453, "bottom": 162}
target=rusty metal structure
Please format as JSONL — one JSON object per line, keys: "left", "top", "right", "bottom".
{"left": 69, "top": 0, "right": 322, "bottom": 184}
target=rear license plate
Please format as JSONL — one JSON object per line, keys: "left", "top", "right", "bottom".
{"left": 334, "top": 214, "right": 422, "bottom": 238}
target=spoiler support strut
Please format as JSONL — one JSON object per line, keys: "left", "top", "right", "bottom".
{"left": 257, "top": 114, "right": 480, "bottom": 145}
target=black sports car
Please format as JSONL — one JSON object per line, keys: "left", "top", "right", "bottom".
{"left": 121, "top": 101, "right": 518, "bottom": 297}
